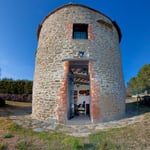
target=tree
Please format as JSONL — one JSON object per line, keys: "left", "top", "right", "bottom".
{"left": 0, "top": 78, "right": 33, "bottom": 94}
{"left": 24, "top": 81, "right": 32, "bottom": 94}
{"left": 127, "top": 77, "right": 140, "bottom": 95}
{"left": 127, "top": 64, "right": 150, "bottom": 95}
{"left": 137, "top": 64, "right": 150, "bottom": 93}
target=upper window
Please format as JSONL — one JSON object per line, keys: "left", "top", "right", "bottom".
{"left": 73, "top": 24, "right": 88, "bottom": 39}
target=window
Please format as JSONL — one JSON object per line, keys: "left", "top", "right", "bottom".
{"left": 73, "top": 24, "right": 88, "bottom": 39}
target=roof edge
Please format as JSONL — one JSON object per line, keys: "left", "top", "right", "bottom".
{"left": 112, "top": 21, "right": 122, "bottom": 42}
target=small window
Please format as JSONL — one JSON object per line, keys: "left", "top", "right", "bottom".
{"left": 73, "top": 24, "right": 88, "bottom": 39}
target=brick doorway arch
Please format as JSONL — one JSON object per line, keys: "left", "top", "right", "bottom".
{"left": 57, "top": 59, "right": 101, "bottom": 124}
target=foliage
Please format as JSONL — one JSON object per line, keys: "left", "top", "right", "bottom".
{"left": 127, "top": 77, "right": 140, "bottom": 95}
{"left": 0, "top": 78, "right": 32, "bottom": 94}
{"left": 137, "top": 64, "right": 150, "bottom": 91}
{"left": 3, "top": 133, "right": 14, "bottom": 138}
{"left": 127, "top": 64, "right": 150, "bottom": 95}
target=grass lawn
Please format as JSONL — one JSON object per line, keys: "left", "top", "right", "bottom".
{"left": 0, "top": 100, "right": 150, "bottom": 150}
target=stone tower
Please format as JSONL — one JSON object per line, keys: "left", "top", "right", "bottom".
{"left": 32, "top": 4, "right": 125, "bottom": 124}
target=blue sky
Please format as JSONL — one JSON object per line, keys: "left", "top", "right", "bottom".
{"left": 0, "top": 0, "right": 150, "bottom": 84}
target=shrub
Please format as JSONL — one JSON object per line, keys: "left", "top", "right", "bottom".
{"left": 3, "top": 133, "right": 14, "bottom": 138}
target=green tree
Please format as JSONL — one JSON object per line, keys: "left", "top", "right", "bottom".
{"left": 137, "top": 64, "right": 150, "bottom": 93}
{"left": 24, "top": 81, "right": 32, "bottom": 94}
{"left": 0, "top": 78, "right": 13, "bottom": 93}
{"left": 127, "top": 64, "right": 150, "bottom": 95}
{"left": 127, "top": 77, "right": 139, "bottom": 95}
{"left": 0, "top": 78, "right": 33, "bottom": 94}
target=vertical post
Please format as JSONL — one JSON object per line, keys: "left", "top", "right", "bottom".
{"left": 56, "top": 61, "right": 69, "bottom": 124}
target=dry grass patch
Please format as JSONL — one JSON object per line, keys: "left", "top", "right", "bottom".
{"left": 0, "top": 117, "right": 15, "bottom": 130}
{"left": 6, "top": 101, "right": 31, "bottom": 107}
{"left": 108, "top": 113, "right": 150, "bottom": 150}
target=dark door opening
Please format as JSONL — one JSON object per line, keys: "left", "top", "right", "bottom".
{"left": 67, "top": 61, "right": 90, "bottom": 120}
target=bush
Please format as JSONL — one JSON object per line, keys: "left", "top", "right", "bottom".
{"left": 0, "top": 97, "right": 5, "bottom": 107}
{"left": 3, "top": 133, "right": 14, "bottom": 138}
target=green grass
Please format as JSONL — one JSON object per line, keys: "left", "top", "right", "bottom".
{"left": 3, "top": 133, "right": 14, "bottom": 138}
{"left": 88, "top": 131, "right": 121, "bottom": 150}
{"left": 62, "top": 137, "right": 83, "bottom": 150}
{"left": 1, "top": 119, "right": 150, "bottom": 150}
{"left": 8, "top": 124, "right": 22, "bottom": 132}
{"left": 0, "top": 143, "right": 7, "bottom": 150}
{"left": 0, "top": 100, "right": 149, "bottom": 150}
{"left": 16, "top": 140, "right": 34, "bottom": 150}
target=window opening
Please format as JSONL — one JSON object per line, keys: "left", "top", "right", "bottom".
{"left": 73, "top": 24, "right": 88, "bottom": 39}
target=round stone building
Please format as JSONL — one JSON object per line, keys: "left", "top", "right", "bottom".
{"left": 32, "top": 3, "right": 125, "bottom": 124}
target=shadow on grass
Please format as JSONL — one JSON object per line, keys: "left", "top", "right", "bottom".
{"left": 0, "top": 99, "right": 150, "bottom": 120}
{"left": 125, "top": 99, "right": 150, "bottom": 118}
{"left": 83, "top": 143, "right": 95, "bottom": 150}
{"left": 0, "top": 101, "right": 32, "bottom": 117}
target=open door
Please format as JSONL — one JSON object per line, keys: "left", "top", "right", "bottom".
{"left": 67, "top": 60, "right": 91, "bottom": 121}
{"left": 67, "top": 72, "right": 74, "bottom": 119}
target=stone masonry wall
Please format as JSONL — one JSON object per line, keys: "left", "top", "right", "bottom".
{"left": 32, "top": 4, "right": 125, "bottom": 124}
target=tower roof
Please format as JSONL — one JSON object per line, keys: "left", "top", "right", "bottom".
{"left": 37, "top": 3, "right": 122, "bottom": 42}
